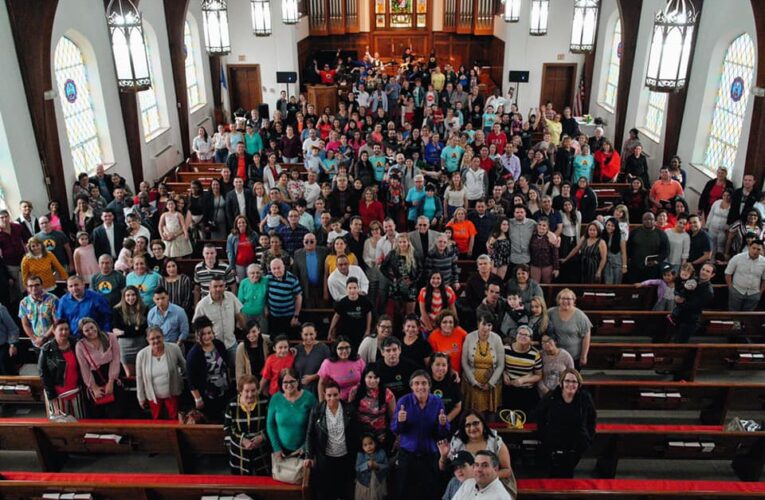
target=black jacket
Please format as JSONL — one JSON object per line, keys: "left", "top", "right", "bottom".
{"left": 92, "top": 223, "right": 126, "bottom": 259}
{"left": 225, "top": 152, "right": 255, "bottom": 184}
{"left": 38, "top": 339, "right": 78, "bottom": 400}
{"left": 575, "top": 187, "right": 598, "bottom": 224}
{"left": 698, "top": 178, "right": 734, "bottom": 215}
{"left": 305, "top": 401, "right": 359, "bottom": 459}
{"left": 727, "top": 187, "right": 762, "bottom": 225}
{"left": 536, "top": 386, "right": 596, "bottom": 453}
{"left": 224, "top": 189, "right": 255, "bottom": 231}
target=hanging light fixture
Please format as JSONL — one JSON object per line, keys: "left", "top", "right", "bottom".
{"left": 503, "top": 0, "right": 521, "bottom": 23}
{"left": 570, "top": 0, "right": 599, "bottom": 53}
{"left": 529, "top": 0, "right": 549, "bottom": 36}
{"left": 282, "top": 0, "right": 299, "bottom": 24}
{"left": 645, "top": 0, "right": 698, "bottom": 92}
{"left": 251, "top": 0, "right": 272, "bottom": 36}
{"left": 106, "top": 0, "right": 151, "bottom": 92}
{"left": 201, "top": 0, "right": 231, "bottom": 55}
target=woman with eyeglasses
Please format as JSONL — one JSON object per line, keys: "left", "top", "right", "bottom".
{"left": 461, "top": 315, "right": 505, "bottom": 416}
{"left": 438, "top": 410, "right": 516, "bottom": 497}
{"left": 547, "top": 289, "right": 592, "bottom": 370}
{"left": 502, "top": 325, "right": 542, "bottom": 418}
{"left": 535, "top": 368, "right": 596, "bottom": 478}
{"left": 538, "top": 332, "right": 574, "bottom": 397}
{"left": 358, "top": 315, "right": 393, "bottom": 365}
{"left": 266, "top": 367, "right": 317, "bottom": 465}
{"left": 317, "top": 336, "right": 365, "bottom": 402}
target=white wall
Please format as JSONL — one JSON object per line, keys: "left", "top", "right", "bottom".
{"left": 137, "top": 1, "right": 185, "bottom": 183}
{"left": 587, "top": 0, "right": 618, "bottom": 136}
{"left": 676, "top": 0, "right": 756, "bottom": 206}
{"left": 0, "top": 1, "right": 48, "bottom": 217}
{"left": 621, "top": 0, "right": 665, "bottom": 174}
{"left": 222, "top": 0, "right": 302, "bottom": 117}
{"left": 186, "top": 1, "right": 216, "bottom": 147}
{"left": 51, "top": 0, "right": 135, "bottom": 207}
{"left": 500, "top": 0, "right": 586, "bottom": 116}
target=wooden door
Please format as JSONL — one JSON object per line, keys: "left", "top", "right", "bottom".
{"left": 540, "top": 63, "right": 576, "bottom": 112}
{"left": 227, "top": 65, "right": 263, "bottom": 112}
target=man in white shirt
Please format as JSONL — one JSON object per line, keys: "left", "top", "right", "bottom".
{"left": 303, "top": 170, "right": 321, "bottom": 209}
{"left": 463, "top": 157, "right": 487, "bottom": 205}
{"left": 192, "top": 277, "right": 246, "bottom": 364}
{"left": 302, "top": 128, "right": 321, "bottom": 159}
{"left": 327, "top": 255, "right": 369, "bottom": 302}
{"left": 725, "top": 239, "right": 765, "bottom": 311}
{"left": 453, "top": 450, "right": 512, "bottom": 499}
{"left": 375, "top": 218, "right": 399, "bottom": 265}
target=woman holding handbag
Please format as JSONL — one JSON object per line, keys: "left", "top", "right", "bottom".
{"left": 74, "top": 317, "right": 122, "bottom": 418}
{"left": 266, "top": 368, "right": 317, "bottom": 484}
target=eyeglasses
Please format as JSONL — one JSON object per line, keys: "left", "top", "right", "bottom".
{"left": 464, "top": 421, "right": 481, "bottom": 429}
{"left": 379, "top": 325, "right": 392, "bottom": 330}
{"left": 337, "top": 346, "right": 352, "bottom": 351}
{"left": 560, "top": 297, "right": 575, "bottom": 302}
{"left": 282, "top": 379, "right": 298, "bottom": 385}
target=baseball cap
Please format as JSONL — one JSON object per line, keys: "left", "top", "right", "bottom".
{"left": 661, "top": 263, "right": 672, "bottom": 274}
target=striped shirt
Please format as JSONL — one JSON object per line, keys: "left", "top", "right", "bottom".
{"left": 193, "top": 262, "right": 236, "bottom": 297}
{"left": 503, "top": 344, "right": 542, "bottom": 381}
{"left": 266, "top": 272, "right": 302, "bottom": 318}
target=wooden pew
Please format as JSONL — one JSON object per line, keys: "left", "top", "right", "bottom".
{"left": 175, "top": 171, "right": 220, "bottom": 183}
{"left": 187, "top": 162, "right": 226, "bottom": 173}
{"left": 0, "top": 419, "right": 224, "bottom": 474}
{"left": 0, "top": 471, "right": 309, "bottom": 500}
{"left": 585, "top": 343, "right": 765, "bottom": 381}
{"left": 0, "top": 376, "right": 44, "bottom": 405}
{"left": 585, "top": 310, "right": 765, "bottom": 342}
{"left": 496, "top": 423, "right": 765, "bottom": 481}
{"left": 583, "top": 380, "right": 765, "bottom": 425}
{"left": 539, "top": 284, "right": 730, "bottom": 311}
{"left": 517, "top": 478, "right": 765, "bottom": 498}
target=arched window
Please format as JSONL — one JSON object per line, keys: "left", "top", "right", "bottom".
{"left": 600, "top": 18, "right": 621, "bottom": 111}
{"left": 137, "top": 42, "right": 163, "bottom": 139}
{"left": 703, "top": 33, "right": 755, "bottom": 173}
{"left": 54, "top": 36, "right": 103, "bottom": 175}
{"left": 642, "top": 91, "right": 667, "bottom": 140}
{"left": 184, "top": 19, "right": 204, "bottom": 109}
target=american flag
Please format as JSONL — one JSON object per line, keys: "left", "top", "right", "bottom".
{"left": 573, "top": 77, "right": 585, "bottom": 117}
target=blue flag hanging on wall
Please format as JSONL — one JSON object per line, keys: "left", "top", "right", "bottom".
{"left": 64, "top": 79, "right": 77, "bottom": 103}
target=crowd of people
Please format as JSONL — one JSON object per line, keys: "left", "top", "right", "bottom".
{"left": 0, "top": 47, "right": 763, "bottom": 499}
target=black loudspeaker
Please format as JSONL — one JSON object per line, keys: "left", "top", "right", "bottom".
{"left": 276, "top": 71, "right": 298, "bottom": 84}
{"left": 508, "top": 70, "right": 530, "bottom": 83}
{"left": 258, "top": 103, "right": 270, "bottom": 121}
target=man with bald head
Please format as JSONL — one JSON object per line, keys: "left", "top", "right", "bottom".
{"left": 265, "top": 258, "right": 303, "bottom": 339}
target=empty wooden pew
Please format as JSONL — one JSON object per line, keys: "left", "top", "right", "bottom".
{"left": 585, "top": 343, "right": 765, "bottom": 381}
{"left": 0, "top": 419, "right": 224, "bottom": 474}
{"left": 0, "top": 376, "right": 44, "bottom": 405}
{"left": 496, "top": 423, "right": 765, "bottom": 481}
{"left": 582, "top": 380, "right": 765, "bottom": 425}
{"left": 539, "top": 284, "right": 730, "bottom": 311}
{"left": 516, "top": 478, "right": 765, "bottom": 498}
{"left": 0, "top": 471, "right": 309, "bottom": 500}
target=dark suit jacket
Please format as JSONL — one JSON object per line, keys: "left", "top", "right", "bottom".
{"left": 16, "top": 217, "right": 40, "bottom": 241}
{"left": 407, "top": 229, "right": 441, "bottom": 262}
{"left": 728, "top": 188, "right": 762, "bottom": 225}
{"left": 292, "top": 247, "right": 329, "bottom": 305}
{"left": 225, "top": 152, "right": 255, "bottom": 184}
{"left": 92, "top": 223, "right": 126, "bottom": 259}
{"left": 224, "top": 189, "right": 255, "bottom": 231}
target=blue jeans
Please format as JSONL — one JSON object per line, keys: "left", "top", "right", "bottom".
{"left": 214, "top": 148, "right": 229, "bottom": 163}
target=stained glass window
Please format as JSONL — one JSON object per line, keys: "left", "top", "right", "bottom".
{"left": 137, "top": 43, "right": 163, "bottom": 139}
{"left": 703, "top": 33, "right": 755, "bottom": 174}
{"left": 643, "top": 91, "right": 667, "bottom": 139}
{"left": 184, "top": 20, "right": 205, "bottom": 109}
{"left": 375, "top": 0, "right": 426, "bottom": 29}
{"left": 54, "top": 36, "right": 103, "bottom": 176}
{"left": 601, "top": 19, "right": 621, "bottom": 111}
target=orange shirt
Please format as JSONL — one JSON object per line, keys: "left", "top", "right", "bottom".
{"left": 650, "top": 179, "right": 684, "bottom": 204}
{"left": 446, "top": 220, "right": 477, "bottom": 254}
{"left": 428, "top": 327, "right": 468, "bottom": 374}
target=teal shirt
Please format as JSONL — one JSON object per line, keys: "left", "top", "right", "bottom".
{"left": 237, "top": 276, "right": 269, "bottom": 317}
{"left": 573, "top": 154, "right": 595, "bottom": 183}
{"left": 321, "top": 157, "right": 339, "bottom": 179}
{"left": 370, "top": 155, "right": 388, "bottom": 182}
{"left": 266, "top": 390, "right": 318, "bottom": 452}
{"left": 245, "top": 132, "right": 264, "bottom": 155}
{"left": 125, "top": 271, "right": 162, "bottom": 306}
{"left": 422, "top": 195, "right": 437, "bottom": 220}
{"left": 406, "top": 187, "right": 426, "bottom": 222}
{"left": 440, "top": 145, "right": 464, "bottom": 173}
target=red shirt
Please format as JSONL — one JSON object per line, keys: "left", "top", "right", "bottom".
{"left": 359, "top": 200, "right": 385, "bottom": 230}
{"left": 319, "top": 70, "right": 336, "bottom": 84}
{"left": 237, "top": 155, "right": 246, "bottom": 180}
{"left": 236, "top": 233, "right": 255, "bottom": 266}
{"left": 56, "top": 349, "right": 80, "bottom": 398}
{"left": 261, "top": 353, "right": 296, "bottom": 396}
{"left": 488, "top": 131, "right": 508, "bottom": 152}
{"left": 479, "top": 157, "right": 495, "bottom": 174}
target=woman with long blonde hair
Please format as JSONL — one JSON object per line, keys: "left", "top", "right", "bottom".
{"left": 381, "top": 233, "right": 421, "bottom": 315}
